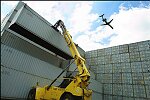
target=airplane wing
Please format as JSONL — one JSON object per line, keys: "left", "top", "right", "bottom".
{"left": 101, "top": 23, "right": 107, "bottom": 26}
{"left": 108, "top": 24, "right": 113, "bottom": 29}
{"left": 108, "top": 19, "right": 113, "bottom": 24}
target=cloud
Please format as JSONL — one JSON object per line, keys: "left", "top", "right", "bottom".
{"left": 1, "top": 1, "right": 150, "bottom": 51}
{"left": 75, "top": 3, "right": 150, "bottom": 51}
{"left": 109, "top": 6, "right": 150, "bottom": 47}
{"left": 68, "top": 2, "right": 99, "bottom": 37}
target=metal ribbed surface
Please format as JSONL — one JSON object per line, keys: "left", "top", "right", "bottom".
{"left": 1, "top": 43, "right": 66, "bottom": 82}
{"left": 85, "top": 40, "right": 150, "bottom": 100}
{"left": 1, "top": 65, "right": 61, "bottom": 99}
{"left": 6, "top": 2, "right": 72, "bottom": 57}
{"left": 1, "top": 29, "right": 63, "bottom": 67}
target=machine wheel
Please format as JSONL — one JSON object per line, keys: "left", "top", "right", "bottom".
{"left": 61, "top": 93, "right": 74, "bottom": 100}
{"left": 27, "top": 88, "right": 36, "bottom": 100}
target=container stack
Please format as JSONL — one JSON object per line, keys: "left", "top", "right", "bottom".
{"left": 85, "top": 40, "right": 150, "bottom": 100}
{"left": 1, "top": 1, "right": 103, "bottom": 99}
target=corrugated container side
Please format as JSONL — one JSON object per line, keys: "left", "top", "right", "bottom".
{"left": 140, "top": 50, "right": 150, "bottom": 61}
{"left": 113, "top": 73, "right": 122, "bottom": 83}
{"left": 129, "top": 51, "right": 141, "bottom": 62}
{"left": 96, "top": 73, "right": 104, "bottom": 83}
{"left": 6, "top": 2, "right": 72, "bottom": 57}
{"left": 131, "top": 62, "right": 142, "bottom": 72}
{"left": 141, "top": 61, "right": 150, "bottom": 73}
{"left": 112, "top": 95, "right": 123, "bottom": 100}
{"left": 92, "top": 92, "right": 102, "bottom": 100}
{"left": 1, "top": 29, "right": 63, "bottom": 67}
{"left": 1, "top": 66, "right": 61, "bottom": 99}
{"left": 97, "top": 64, "right": 105, "bottom": 74}
{"left": 138, "top": 40, "right": 150, "bottom": 51}
{"left": 143, "top": 73, "right": 150, "bottom": 85}
{"left": 123, "top": 97, "right": 134, "bottom": 100}
{"left": 1, "top": 2, "right": 26, "bottom": 33}
{"left": 111, "top": 46, "right": 119, "bottom": 55}
{"left": 121, "top": 62, "right": 131, "bottom": 72}
{"left": 112, "top": 63, "right": 122, "bottom": 73}
{"left": 119, "top": 44, "right": 129, "bottom": 54}
{"left": 1, "top": 44, "right": 66, "bottom": 82}
{"left": 104, "top": 94, "right": 112, "bottom": 100}
{"left": 133, "top": 85, "right": 146, "bottom": 98}
{"left": 132, "top": 73, "right": 144, "bottom": 85}
{"left": 104, "top": 55, "right": 112, "bottom": 64}
{"left": 104, "top": 64, "right": 112, "bottom": 73}
{"left": 97, "top": 49, "right": 105, "bottom": 57}
{"left": 104, "top": 47, "right": 112, "bottom": 55}
{"left": 103, "top": 74, "right": 112, "bottom": 83}
{"left": 122, "top": 84, "right": 133, "bottom": 97}
{"left": 112, "top": 54, "right": 120, "bottom": 63}
{"left": 122, "top": 73, "right": 132, "bottom": 84}
{"left": 129, "top": 43, "right": 139, "bottom": 52}
{"left": 113, "top": 84, "right": 123, "bottom": 95}
{"left": 120, "top": 53, "right": 130, "bottom": 63}
{"left": 97, "top": 56, "right": 105, "bottom": 65}
{"left": 146, "top": 85, "right": 150, "bottom": 98}
{"left": 89, "top": 79, "right": 102, "bottom": 93}
{"left": 104, "top": 84, "right": 112, "bottom": 94}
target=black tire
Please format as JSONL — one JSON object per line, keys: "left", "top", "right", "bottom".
{"left": 61, "top": 93, "right": 74, "bottom": 100}
{"left": 27, "top": 88, "right": 36, "bottom": 100}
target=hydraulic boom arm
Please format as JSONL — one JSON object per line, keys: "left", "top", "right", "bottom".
{"left": 53, "top": 20, "right": 90, "bottom": 82}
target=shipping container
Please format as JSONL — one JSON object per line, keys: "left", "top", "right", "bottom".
{"left": 97, "top": 56, "right": 105, "bottom": 65}
{"left": 113, "top": 84, "right": 123, "bottom": 95}
{"left": 141, "top": 61, "right": 150, "bottom": 73}
{"left": 104, "top": 84, "right": 112, "bottom": 94}
{"left": 129, "top": 43, "right": 139, "bottom": 52}
{"left": 132, "top": 73, "right": 144, "bottom": 85}
{"left": 129, "top": 51, "right": 141, "bottom": 62}
{"left": 143, "top": 73, "right": 150, "bottom": 85}
{"left": 104, "top": 94, "right": 112, "bottom": 100}
{"left": 119, "top": 44, "right": 129, "bottom": 54}
{"left": 120, "top": 53, "right": 130, "bottom": 63}
{"left": 140, "top": 50, "right": 150, "bottom": 61}
{"left": 105, "top": 64, "right": 112, "bottom": 73}
{"left": 97, "top": 49, "right": 105, "bottom": 57}
{"left": 1, "top": 1, "right": 73, "bottom": 60}
{"left": 112, "top": 54, "right": 120, "bottom": 63}
{"left": 133, "top": 85, "right": 146, "bottom": 98}
{"left": 104, "top": 55, "right": 112, "bottom": 64}
{"left": 113, "top": 73, "right": 122, "bottom": 83}
{"left": 122, "top": 97, "right": 134, "bottom": 100}
{"left": 146, "top": 85, "right": 150, "bottom": 98}
{"left": 97, "top": 64, "right": 105, "bottom": 74}
{"left": 111, "top": 46, "right": 119, "bottom": 55}
{"left": 112, "top": 95, "right": 123, "bottom": 100}
{"left": 122, "top": 73, "right": 132, "bottom": 84}
{"left": 131, "top": 62, "right": 142, "bottom": 72}
{"left": 103, "top": 74, "right": 113, "bottom": 83}
{"left": 1, "top": 29, "right": 64, "bottom": 67}
{"left": 138, "top": 40, "right": 150, "bottom": 51}
{"left": 112, "top": 63, "right": 122, "bottom": 73}
{"left": 104, "top": 47, "right": 112, "bottom": 55}
{"left": 1, "top": 65, "right": 62, "bottom": 99}
{"left": 121, "top": 62, "right": 131, "bottom": 72}
{"left": 122, "top": 84, "right": 133, "bottom": 97}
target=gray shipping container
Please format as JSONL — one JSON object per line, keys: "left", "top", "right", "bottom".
{"left": 1, "top": 1, "right": 74, "bottom": 60}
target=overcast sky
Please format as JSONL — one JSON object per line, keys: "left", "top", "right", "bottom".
{"left": 1, "top": 1, "right": 150, "bottom": 51}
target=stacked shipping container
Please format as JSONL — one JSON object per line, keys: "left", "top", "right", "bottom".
{"left": 85, "top": 40, "right": 150, "bottom": 100}
{"left": 1, "top": 1, "right": 102, "bottom": 99}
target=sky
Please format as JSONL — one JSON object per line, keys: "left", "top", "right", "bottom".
{"left": 1, "top": 1, "right": 150, "bottom": 51}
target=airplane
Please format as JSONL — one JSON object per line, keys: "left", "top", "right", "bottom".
{"left": 99, "top": 14, "right": 113, "bottom": 29}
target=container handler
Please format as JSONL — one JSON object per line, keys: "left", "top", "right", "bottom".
{"left": 27, "top": 20, "right": 92, "bottom": 100}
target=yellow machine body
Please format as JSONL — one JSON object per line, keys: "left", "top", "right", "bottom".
{"left": 29, "top": 20, "right": 92, "bottom": 100}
